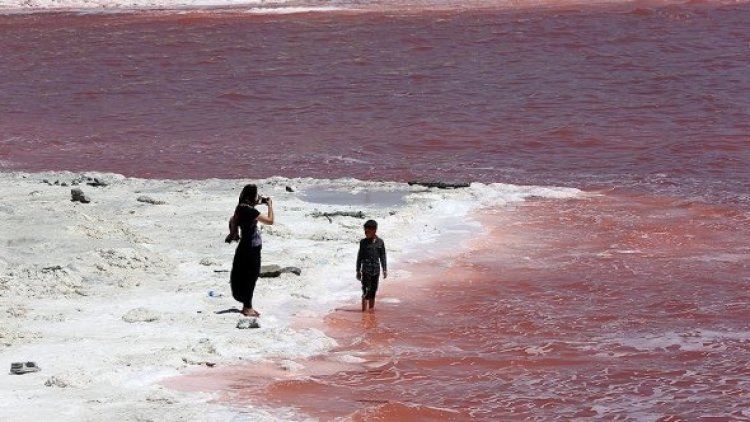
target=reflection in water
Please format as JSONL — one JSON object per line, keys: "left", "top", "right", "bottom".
{"left": 361, "top": 312, "right": 379, "bottom": 330}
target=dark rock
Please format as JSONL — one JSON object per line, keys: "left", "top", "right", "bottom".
{"left": 311, "top": 211, "right": 365, "bottom": 219}
{"left": 237, "top": 317, "right": 260, "bottom": 329}
{"left": 407, "top": 181, "right": 470, "bottom": 189}
{"left": 70, "top": 188, "right": 90, "bottom": 204}
{"left": 286, "top": 186, "right": 295, "bottom": 192}
{"left": 137, "top": 196, "right": 166, "bottom": 205}
{"left": 259, "top": 265, "right": 283, "bottom": 278}
{"left": 259, "top": 265, "right": 302, "bottom": 277}
{"left": 87, "top": 178, "right": 108, "bottom": 187}
{"left": 282, "top": 267, "right": 302, "bottom": 276}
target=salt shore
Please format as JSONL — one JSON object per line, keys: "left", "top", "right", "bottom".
{"left": 0, "top": 170, "right": 580, "bottom": 421}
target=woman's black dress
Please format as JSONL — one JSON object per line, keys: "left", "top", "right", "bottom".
{"left": 230, "top": 205, "right": 262, "bottom": 308}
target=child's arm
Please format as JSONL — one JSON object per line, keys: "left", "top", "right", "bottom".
{"left": 380, "top": 241, "right": 387, "bottom": 279}
{"left": 356, "top": 241, "right": 364, "bottom": 280}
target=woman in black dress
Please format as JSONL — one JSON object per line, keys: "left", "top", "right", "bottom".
{"left": 225, "top": 184, "right": 274, "bottom": 317}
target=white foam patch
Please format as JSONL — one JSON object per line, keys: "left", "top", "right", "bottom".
{"left": 378, "top": 297, "right": 401, "bottom": 304}
{"left": 0, "top": 170, "right": 581, "bottom": 421}
{"left": 244, "top": 6, "right": 345, "bottom": 15}
{"left": 0, "top": 0, "right": 263, "bottom": 11}
{"left": 596, "top": 329, "right": 750, "bottom": 355}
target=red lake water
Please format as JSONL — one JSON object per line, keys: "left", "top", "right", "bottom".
{"left": 172, "top": 194, "right": 750, "bottom": 420}
{"left": 3, "top": 0, "right": 750, "bottom": 420}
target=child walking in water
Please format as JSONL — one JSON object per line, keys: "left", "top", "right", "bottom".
{"left": 356, "top": 220, "right": 387, "bottom": 312}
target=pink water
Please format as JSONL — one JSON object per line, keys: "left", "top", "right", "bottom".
{"left": 172, "top": 194, "right": 750, "bottom": 419}
{"left": 1, "top": 1, "right": 749, "bottom": 198}
{"left": 3, "top": 1, "right": 750, "bottom": 420}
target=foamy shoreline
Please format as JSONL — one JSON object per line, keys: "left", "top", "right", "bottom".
{"left": 0, "top": 0, "right": 735, "bottom": 15}
{"left": 0, "top": 0, "right": 272, "bottom": 12}
{"left": 0, "top": 170, "right": 580, "bottom": 421}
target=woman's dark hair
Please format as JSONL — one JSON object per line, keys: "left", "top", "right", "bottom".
{"left": 238, "top": 184, "right": 258, "bottom": 206}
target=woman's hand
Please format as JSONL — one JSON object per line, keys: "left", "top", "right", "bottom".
{"left": 257, "top": 197, "right": 275, "bottom": 225}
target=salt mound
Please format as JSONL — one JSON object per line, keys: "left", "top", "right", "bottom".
{"left": 0, "top": 325, "right": 42, "bottom": 347}
{"left": 94, "top": 248, "right": 167, "bottom": 272}
{"left": 189, "top": 338, "right": 218, "bottom": 355}
{"left": 44, "top": 371, "right": 92, "bottom": 388}
{"left": 122, "top": 307, "right": 161, "bottom": 323}
{"left": 2, "top": 264, "right": 85, "bottom": 298}
{"left": 279, "top": 359, "right": 304, "bottom": 372}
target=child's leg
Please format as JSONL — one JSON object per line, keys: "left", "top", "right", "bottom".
{"left": 361, "top": 276, "right": 368, "bottom": 312}
{"left": 367, "top": 274, "right": 379, "bottom": 311}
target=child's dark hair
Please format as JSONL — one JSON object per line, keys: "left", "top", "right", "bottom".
{"left": 238, "top": 184, "right": 258, "bottom": 206}
{"left": 364, "top": 219, "right": 378, "bottom": 229}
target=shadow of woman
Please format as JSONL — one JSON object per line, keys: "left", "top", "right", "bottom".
{"left": 214, "top": 307, "right": 243, "bottom": 315}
